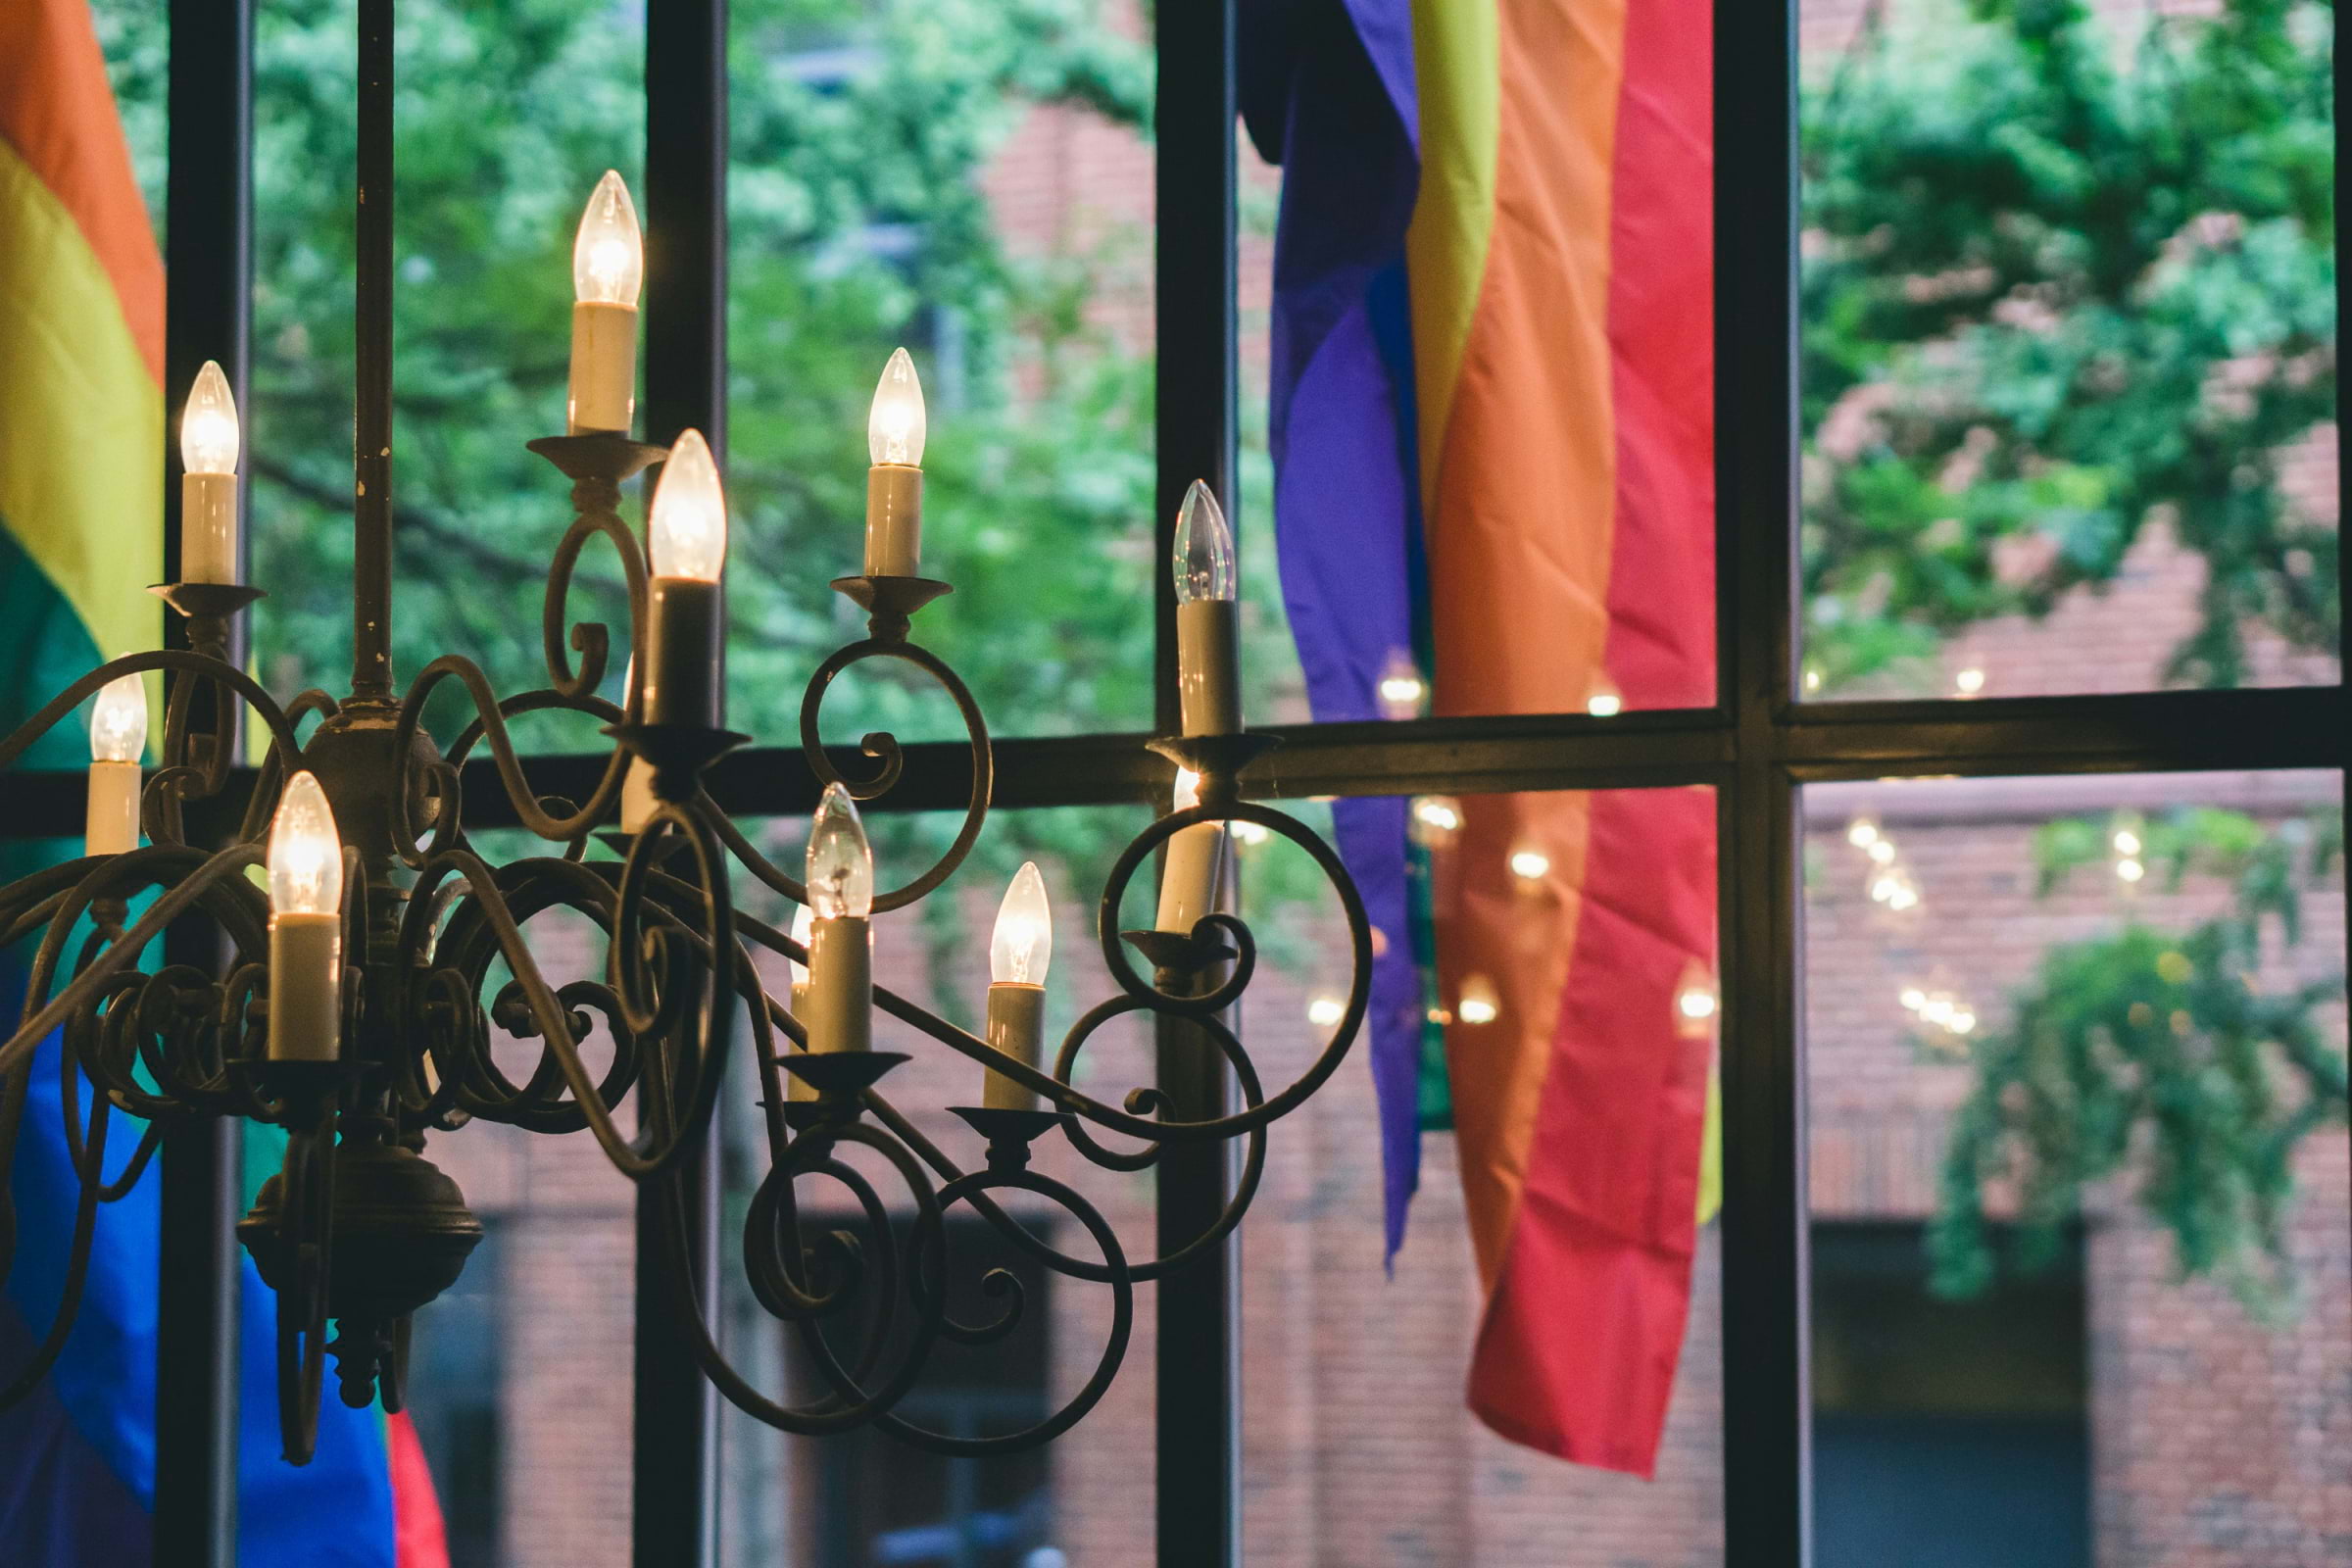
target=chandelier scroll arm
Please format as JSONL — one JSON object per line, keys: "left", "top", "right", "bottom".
{"left": 536, "top": 502, "right": 653, "bottom": 702}
{"left": 392, "top": 655, "right": 627, "bottom": 848}
{"left": 0, "top": 650, "right": 304, "bottom": 786}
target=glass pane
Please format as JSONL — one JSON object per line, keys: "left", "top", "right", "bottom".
{"left": 1802, "top": 770, "right": 2350, "bottom": 1562}
{"left": 724, "top": 2, "right": 1156, "bottom": 750}
{"left": 250, "top": 1, "right": 644, "bottom": 751}
{"left": 1240, "top": 14, "right": 1717, "bottom": 724}
{"left": 406, "top": 832, "right": 639, "bottom": 1566}
{"left": 715, "top": 805, "right": 1165, "bottom": 1565}
{"left": 1242, "top": 788, "right": 1724, "bottom": 1563}
{"left": 1799, "top": 3, "right": 2338, "bottom": 700}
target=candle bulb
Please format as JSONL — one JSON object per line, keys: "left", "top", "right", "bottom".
{"left": 983, "top": 861, "right": 1051, "bottom": 1110}
{"left": 85, "top": 667, "right": 145, "bottom": 857}
{"left": 567, "top": 171, "right": 642, "bottom": 433}
{"left": 641, "top": 428, "right": 728, "bottom": 730}
{"left": 803, "top": 783, "right": 874, "bottom": 1055}
{"left": 179, "top": 360, "right": 239, "bottom": 584}
{"left": 1173, "top": 479, "right": 1241, "bottom": 736}
{"left": 267, "top": 771, "right": 344, "bottom": 1061}
{"left": 1155, "top": 767, "right": 1229, "bottom": 935}
{"left": 863, "top": 347, "right": 926, "bottom": 577}
{"left": 786, "top": 905, "right": 818, "bottom": 1100}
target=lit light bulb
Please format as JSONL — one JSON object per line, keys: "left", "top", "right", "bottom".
{"left": 1509, "top": 848, "right": 1550, "bottom": 882}
{"left": 180, "top": 360, "right": 239, "bottom": 475}
{"left": 1954, "top": 666, "right": 1985, "bottom": 696}
{"left": 1413, "top": 797, "right": 1462, "bottom": 836}
{"left": 572, "top": 171, "right": 644, "bottom": 307}
{"left": 1846, "top": 816, "right": 1880, "bottom": 849}
{"left": 89, "top": 669, "right": 146, "bottom": 763}
{"left": 1950, "top": 1009, "right": 1977, "bottom": 1035}
{"left": 2112, "top": 829, "right": 2141, "bottom": 856}
{"left": 268, "top": 771, "right": 343, "bottom": 916}
{"left": 1586, "top": 684, "right": 1623, "bottom": 718}
{"left": 1678, "top": 986, "right": 1718, "bottom": 1021}
{"left": 1457, "top": 977, "right": 1499, "bottom": 1026}
{"left": 1377, "top": 648, "right": 1425, "bottom": 720}
{"left": 788, "top": 903, "right": 814, "bottom": 990}
{"left": 806, "top": 782, "right": 873, "bottom": 920}
{"left": 1899, "top": 987, "right": 1927, "bottom": 1011}
{"left": 648, "top": 428, "right": 727, "bottom": 581}
{"left": 1867, "top": 838, "right": 1896, "bottom": 864}
{"left": 867, "top": 347, "right": 926, "bottom": 466}
{"left": 1306, "top": 996, "right": 1346, "bottom": 1029}
{"left": 990, "top": 860, "right": 1053, "bottom": 985}
{"left": 2116, "top": 857, "right": 2145, "bottom": 883}
{"left": 1173, "top": 480, "right": 1237, "bottom": 605}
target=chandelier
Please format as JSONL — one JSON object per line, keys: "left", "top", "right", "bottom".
{"left": 0, "top": 20, "right": 1368, "bottom": 1464}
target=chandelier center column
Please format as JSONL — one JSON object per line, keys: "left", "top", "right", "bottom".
{"left": 352, "top": 0, "right": 396, "bottom": 700}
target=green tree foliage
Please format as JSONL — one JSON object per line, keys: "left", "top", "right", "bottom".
{"left": 1931, "top": 806, "right": 2347, "bottom": 1312}
{"left": 1803, "top": 0, "right": 2337, "bottom": 690}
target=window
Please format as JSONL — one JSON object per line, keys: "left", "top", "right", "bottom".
{"left": 38, "top": 3, "right": 2345, "bottom": 1566}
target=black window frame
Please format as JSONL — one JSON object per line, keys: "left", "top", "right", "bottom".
{"left": 17, "top": 2, "right": 2340, "bottom": 1566}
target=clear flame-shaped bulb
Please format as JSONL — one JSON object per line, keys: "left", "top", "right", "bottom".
{"left": 268, "top": 771, "right": 343, "bottom": 916}
{"left": 788, "top": 904, "right": 814, "bottom": 989}
{"left": 572, "top": 170, "right": 644, "bottom": 307}
{"left": 990, "top": 860, "right": 1052, "bottom": 985}
{"left": 648, "top": 428, "right": 727, "bottom": 580}
{"left": 867, "top": 347, "right": 926, "bottom": 466}
{"left": 180, "top": 360, "right": 239, "bottom": 475}
{"left": 89, "top": 668, "right": 146, "bottom": 763}
{"left": 806, "top": 783, "right": 873, "bottom": 919}
{"left": 1173, "top": 479, "right": 1236, "bottom": 604}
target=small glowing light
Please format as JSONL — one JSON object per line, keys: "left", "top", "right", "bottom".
{"left": 2116, "top": 857, "right": 2145, "bottom": 883}
{"left": 2112, "top": 829, "right": 2142, "bottom": 856}
{"left": 267, "top": 771, "right": 343, "bottom": 916}
{"left": 1509, "top": 848, "right": 1551, "bottom": 882}
{"left": 1803, "top": 666, "right": 1823, "bottom": 693}
{"left": 1899, "top": 987, "right": 1926, "bottom": 1011}
{"left": 1173, "top": 480, "right": 1237, "bottom": 605}
{"left": 806, "top": 783, "right": 874, "bottom": 919}
{"left": 1887, "top": 884, "right": 1920, "bottom": 911}
{"left": 1377, "top": 648, "right": 1426, "bottom": 720}
{"left": 1950, "top": 1010, "right": 1977, "bottom": 1035}
{"left": 1229, "top": 820, "right": 1271, "bottom": 848}
{"left": 1954, "top": 666, "right": 1985, "bottom": 696}
{"left": 89, "top": 668, "right": 146, "bottom": 764}
{"left": 1425, "top": 1005, "right": 1452, "bottom": 1027}
{"left": 866, "top": 347, "right": 927, "bottom": 466}
{"left": 1870, "top": 873, "right": 1900, "bottom": 904}
{"left": 1921, "top": 995, "right": 1954, "bottom": 1025}
{"left": 572, "top": 170, "right": 644, "bottom": 306}
{"left": 1867, "top": 838, "right": 1896, "bottom": 864}
{"left": 1678, "top": 987, "right": 1717, "bottom": 1021}
{"left": 1306, "top": 996, "right": 1346, "bottom": 1029}
{"left": 1586, "top": 690, "right": 1623, "bottom": 718}
{"left": 1412, "top": 797, "right": 1462, "bottom": 835}
{"left": 1456, "top": 977, "right": 1499, "bottom": 1026}
{"left": 1846, "top": 817, "right": 1880, "bottom": 849}
{"left": 180, "top": 360, "right": 239, "bottom": 475}
{"left": 647, "top": 428, "right": 728, "bottom": 581}
{"left": 989, "top": 860, "right": 1053, "bottom": 985}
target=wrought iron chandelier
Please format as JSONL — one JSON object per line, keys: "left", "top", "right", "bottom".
{"left": 0, "top": 9, "right": 1367, "bottom": 1463}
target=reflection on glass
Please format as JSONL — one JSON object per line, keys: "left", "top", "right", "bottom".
{"left": 1803, "top": 770, "right": 2349, "bottom": 1562}
{"left": 1800, "top": 2, "right": 2338, "bottom": 699}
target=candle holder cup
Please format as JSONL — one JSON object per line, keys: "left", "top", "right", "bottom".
{"left": 779, "top": 1048, "right": 911, "bottom": 1127}
{"left": 830, "top": 575, "right": 954, "bottom": 644}
{"left": 1147, "top": 732, "right": 1279, "bottom": 807}
{"left": 950, "top": 1103, "right": 1064, "bottom": 1170}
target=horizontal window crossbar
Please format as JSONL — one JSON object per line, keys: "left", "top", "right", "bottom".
{"left": 2, "top": 685, "right": 2341, "bottom": 840}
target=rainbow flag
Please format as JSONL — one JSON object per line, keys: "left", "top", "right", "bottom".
{"left": 0, "top": 3, "right": 442, "bottom": 1557}
{"left": 1245, "top": 0, "right": 1717, "bottom": 1474}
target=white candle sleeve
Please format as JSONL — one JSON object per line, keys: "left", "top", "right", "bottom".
{"left": 982, "top": 982, "right": 1046, "bottom": 1110}
{"left": 568, "top": 301, "right": 638, "bottom": 434}
{"left": 863, "top": 466, "right": 923, "bottom": 577}
{"left": 181, "top": 472, "right": 238, "bottom": 584}
{"left": 806, "top": 915, "right": 872, "bottom": 1054}
{"left": 269, "top": 912, "right": 344, "bottom": 1060}
{"left": 1177, "top": 599, "right": 1242, "bottom": 736}
{"left": 787, "top": 981, "right": 818, "bottom": 1100}
{"left": 1155, "top": 820, "right": 1229, "bottom": 934}
{"left": 84, "top": 760, "right": 141, "bottom": 858}
{"left": 620, "top": 757, "right": 657, "bottom": 833}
